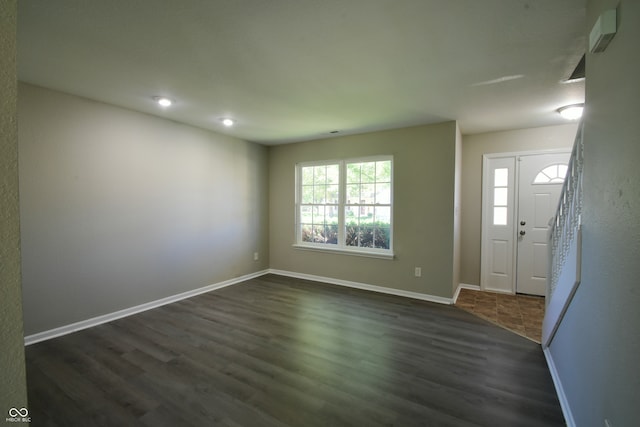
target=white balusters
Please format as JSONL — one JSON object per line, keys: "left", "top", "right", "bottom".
{"left": 549, "top": 123, "right": 583, "bottom": 298}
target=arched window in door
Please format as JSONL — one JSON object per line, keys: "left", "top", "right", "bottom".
{"left": 533, "top": 164, "right": 568, "bottom": 184}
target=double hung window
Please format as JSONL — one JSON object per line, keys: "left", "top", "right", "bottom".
{"left": 296, "top": 156, "right": 393, "bottom": 257}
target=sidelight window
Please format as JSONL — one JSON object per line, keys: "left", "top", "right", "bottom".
{"left": 493, "top": 168, "right": 509, "bottom": 226}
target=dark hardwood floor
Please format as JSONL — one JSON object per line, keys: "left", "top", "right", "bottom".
{"left": 25, "top": 274, "right": 565, "bottom": 426}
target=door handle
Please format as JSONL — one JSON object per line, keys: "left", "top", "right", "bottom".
{"left": 519, "top": 230, "right": 526, "bottom": 236}
{"left": 520, "top": 220, "right": 526, "bottom": 226}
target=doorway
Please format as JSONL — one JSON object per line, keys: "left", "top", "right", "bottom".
{"left": 481, "top": 150, "right": 570, "bottom": 296}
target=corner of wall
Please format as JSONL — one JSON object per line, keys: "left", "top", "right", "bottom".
{"left": 0, "top": 0, "right": 29, "bottom": 412}
{"left": 452, "top": 122, "right": 463, "bottom": 295}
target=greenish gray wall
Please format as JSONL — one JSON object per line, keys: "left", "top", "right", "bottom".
{"left": 269, "top": 122, "right": 458, "bottom": 299}
{"left": 0, "top": 0, "right": 29, "bottom": 415}
{"left": 460, "top": 124, "right": 578, "bottom": 286}
{"left": 548, "top": 0, "right": 640, "bottom": 425}
{"left": 18, "top": 84, "right": 269, "bottom": 335}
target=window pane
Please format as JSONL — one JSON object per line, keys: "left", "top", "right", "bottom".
{"left": 358, "top": 206, "right": 373, "bottom": 222}
{"left": 375, "top": 183, "right": 391, "bottom": 204}
{"left": 374, "top": 227, "right": 391, "bottom": 249}
{"left": 326, "top": 185, "right": 339, "bottom": 204}
{"left": 301, "top": 224, "right": 313, "bottom": 242}
{"left": 325, "top": 224, "right": 338, "bottom": 244}
{"left": 347, "top": 163, "right": 361, "bottom": 184}
{"left": 345, "top": 205, "right": 356, "bottom": 221}
{"left": 361, "top": 184, "right": 375, "bottom": 203}
{"left": 311, "top": 225, "right": 326, "bottom": 243}
{"left": 326, "top": 164, "right": 340, "bottom": 184}
{"left": 301, "top": 186, "right": 314, "bottom": 204}
{"left": 543, "top": 165, "right": 558, "bottom": 178}
{"left": 534, "top": 172, "right": 550, "bottom": 184}
{"left": 494, "top": 206, "right": 508, "bottom": 226}
{"left": 360, "top": 226, "right": 374, "bottom": 247}
{"left": 361, "top": 162, "right": 375, "bottom": 183}
{"left": 300, "top": 206, "right": 313, "bottom": 224}
{"left": 302, "top": 167, "right": 314, "bottom": 185}
{"left": 312, "top": 206, "right": 326, "bottom": 225}
{"left": 359, "top": 208, "right": 371, "bottom": 224}
{"left": 376, "top": 161, "right": 391, "bottom": 182}
{"left": 326, "top": 206, "right": 339, "bottom": 225}
{"left": 494, "top": 187, "right": 508, "bottom": 206}
{"left": 494, "top": 168, "right": 508, "bottom": 187}
{"left": 314, "top": 166, "right": 326, "bottom": 184}
{"left": 374, "top": 206, "right": 391, "bottom": 225}
{"left": 347, "top": 183, "right": 360, "bottom": 202}
{"left": 558, "top": 164, "right": 568, "bottom": 179}
{"left": 345, "top": 224, "right": 360, "bottom": 247}
{"left": 313, "top": 184, "right": 327, "bottom": 204}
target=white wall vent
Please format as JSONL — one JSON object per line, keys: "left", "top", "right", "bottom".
{"left": 589, "top": 8, "right": 617, "bottom": 53}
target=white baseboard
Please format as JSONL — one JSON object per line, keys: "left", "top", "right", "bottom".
{"left": 25, "top": 269, "right": 455, "bottom": 345}
{"left": 453, "top": 283, "right": 480, "bottom": 303}
{"left": 24, "top": 269, "right": 270, "bottom": 346}
{"left": 268, "top": 269, "right": 454, "bottom": 305}
{"left": 543, "top": 347, "right": 575, "bottom": 427}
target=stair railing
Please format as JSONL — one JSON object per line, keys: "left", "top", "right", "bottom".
{"left": 542, "top": 121, "right": 584, "bottom": 347}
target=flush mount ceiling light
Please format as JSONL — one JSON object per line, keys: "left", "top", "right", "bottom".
{"left": 153, "top": 96, "right": 173, "bottom": 107}
{"left": 221, "top": 118, "right": 234, "bottom": 127}
{"left": 558, "top": 104, "right": 584, "bottom": 120}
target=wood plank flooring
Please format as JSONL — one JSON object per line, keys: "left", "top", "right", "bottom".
{"left": 25, "top": 274, "right": 565, "bottom": 426}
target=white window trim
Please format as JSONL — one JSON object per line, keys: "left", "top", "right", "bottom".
{"left": 294, "top": 155, "right": 394, "bottom": 258}
{"left": 291, "top": 244, "right": 394, "bottom": 259}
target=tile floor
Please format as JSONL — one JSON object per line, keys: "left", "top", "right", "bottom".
{"left": 455, "top": 288, "right": 545, "bottom": 343}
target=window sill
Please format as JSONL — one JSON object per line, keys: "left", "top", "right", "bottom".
{"left": 292, "top": 244, "right": 395, "bottom": 260}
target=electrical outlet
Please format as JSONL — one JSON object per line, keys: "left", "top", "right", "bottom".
{"left": 414, "top": 267, "right": 422, "bottom": 277}
{"left": 253, "top": 252, "right": 259, "bottom": 261}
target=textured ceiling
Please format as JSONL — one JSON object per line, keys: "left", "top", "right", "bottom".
{"left": 18, "top": 0, "right": 586, "bottom": 145}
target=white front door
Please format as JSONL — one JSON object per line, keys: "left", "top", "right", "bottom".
{"left": 516, "top": 153, "right": 569, "bottom": 295}
{"left": 481, "top": 151, "right": 569, "bottom": 296}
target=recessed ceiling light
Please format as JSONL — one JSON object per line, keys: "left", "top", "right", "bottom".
{"left": 153, "top": 96, "right": 173, "bottom": 107}
{"left": 558, "top": 104, "right": 584, "bottom": 120}
{"left": 221, "top": 118, "right": 234, "bottom": 127}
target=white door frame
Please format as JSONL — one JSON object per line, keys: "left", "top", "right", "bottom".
{"left": 481, "top": 148, "right": 571, "bottom": 294}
